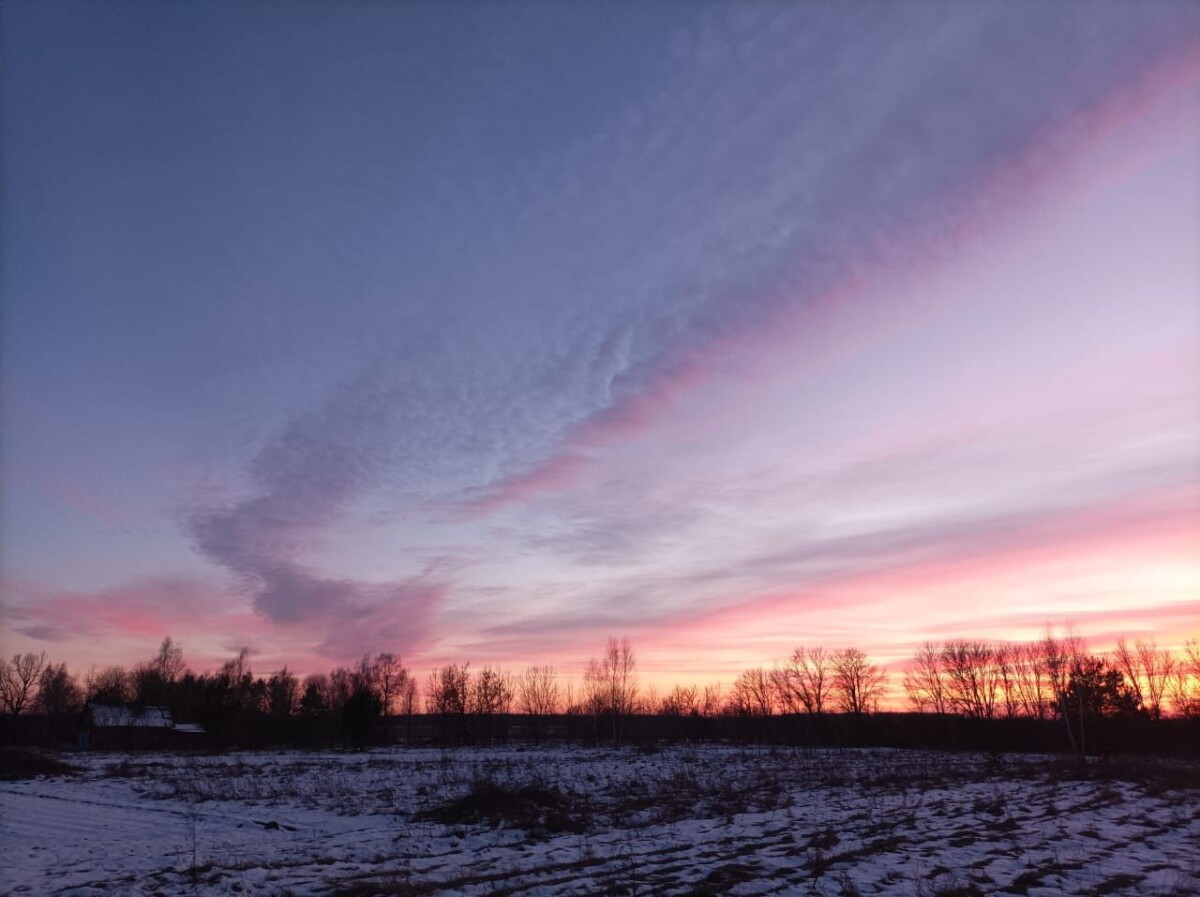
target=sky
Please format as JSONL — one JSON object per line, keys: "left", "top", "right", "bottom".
{"left": 3, "top": 2, "right": 1199, "bottom": 688}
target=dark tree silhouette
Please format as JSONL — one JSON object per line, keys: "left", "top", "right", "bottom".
{"left": 87, "top": 666, "right": 133, "bottom": 706}
{"left": 36, "top": 662, "right": 83, "bottom": 742}
{"left": 831, "top": 648, "right": 886, "bottom": 718}
{"left": 341, "top": 685, "right": 382, "bottom": 749}
{"left": 1, "top": 652, "right": 47, "bottom": 716}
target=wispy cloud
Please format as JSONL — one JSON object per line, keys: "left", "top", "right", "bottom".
{"left": 10, "top": 3, "right": 1194, "bottom": 669}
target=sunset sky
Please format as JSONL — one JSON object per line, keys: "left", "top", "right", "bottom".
{"left": 3, "top": 2, "right": 1198, "bottom": 688}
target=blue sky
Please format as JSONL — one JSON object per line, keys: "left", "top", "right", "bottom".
{"left": 3, "top": 2, "right": 1198, "bottom": 681}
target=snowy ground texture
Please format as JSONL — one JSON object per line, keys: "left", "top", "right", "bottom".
{"left": 2, "top": 745, "right": 1198, "bottom": 897}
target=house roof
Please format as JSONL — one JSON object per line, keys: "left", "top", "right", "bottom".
{"left": 86, "top": 703, "right": 174, "bottom": 728}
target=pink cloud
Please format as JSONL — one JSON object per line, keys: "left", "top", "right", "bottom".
{"left": 1, "top": 571, "right": 448, "bottom": 676}
{"left": 454, "top": 44, "right": 1200, "bottom": 520}
{"left": 638, "top": 483, "right": 1199, "bottom": 664}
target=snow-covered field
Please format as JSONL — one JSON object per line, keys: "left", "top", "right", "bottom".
{"left": 2, "top": 745, "right": 1197, "bottom": 896}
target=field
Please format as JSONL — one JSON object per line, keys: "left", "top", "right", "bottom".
{"left": 2, "top": 745, "right": 1197, "bottom": 896}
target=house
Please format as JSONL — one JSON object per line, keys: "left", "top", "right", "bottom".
{"left": 78, "top": 703, "right": 192, "bottom": 750}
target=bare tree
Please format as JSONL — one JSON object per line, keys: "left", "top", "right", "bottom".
{"left": 700, "top": 682, "right": 724, "bottom": 717}
{"left": 370, "top": 653, "right": 412, "bottom": 716}
{"left": 638, "top": 683, "right": 661, "bottom": 716}
{"left": 470, "top": 666, "right": 513, "bottom": 716}
{"left": 902, "top": 642, "right": 948, "bottom": 714}
{"left": 1008, "top": 642, "right": 1051, "bottom": 719}
{"left": 769, "top": 666, "right": 794, "bottom": 713}
{"left": 397, "top": 674, "right": 419, "bottom": 717}
{"left": 425, "top": 663, "right": 470, "bottom": 716}
{"left": 426, "top": 663, "right": 471, "bottom": 742}
{"left": 0, "top": 652, "right": 47, "bottom": 716}
{"left": 604, "top": 637, "right": 638, "bottom": 721}
{"left": 776, "top": 646, "right": 833, "bottom": 716}
{"left": 728, "top": 667, "right": 776, "bottom": 717}
{"left": 581, "top": 657, "right": 607, "bottom": 719}
{"left": 151, "top": 637, "right": 186, "bottom": 683}
{"left": 1169, "top": 639, "right": 1200, "bottom": 718}
{"left": 36, "top": 662, "right": 82, "bottom": 715}
{"left": 468, "top": 665, "right": 512, "bottom": 743}
{"left": 87, "top": 665, "right": 132, "bottom": 705}
{"left": 1042, "top": 627, "right": 1087, "bottom": 753}
{"left": 1114, "top": 638, "right": 1174, "bottom": 720}
{"left": 126, "top": 637, "right": 187, "bottom": 708}
{"left": 561, "top": 679, "right": 579, "bottom": 715}
{"left": 942, "top": 640, "right": 1000, "bottom": 719}
{"left": 1136, "top": 640, "right": 1174, "bottom": 720}
{"left": 218, "top": 648, "right": 260, "bottom": 713}
{"left": 354, "top": 655, "right": 380, "bottom": 696}
{"left": 583, "top": 637, "right": 637, "bottom": 742}
{"left": 36, "top": 662, "right": 83, "bottom": 742}
{"left": 660, "top": 684, "right": 699, "bottom": 716}
{"left": 517, "top": 664, "right": 560, "bottom": 742}
{"left": 831, "top": 648, "right": 886, "bottom": 717}
{"left": 518, "top": 664, "right": 561, "bottom": 716}
{"left": 327, "top": 667, "right": 356, "bottom": 713}
{"left": 994, "top": 644, "right": 1021, "bottom": 719}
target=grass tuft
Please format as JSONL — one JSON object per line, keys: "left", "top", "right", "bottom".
{"left": 416, "top": 777, "right": 587, "bottom": 835}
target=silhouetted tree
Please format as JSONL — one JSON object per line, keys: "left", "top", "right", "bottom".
{"left": 36, "top": 662, "right": 83, "bottom": 743}
{"left": 584, "top": 638, "right": 637, "bottom": 743}
{"left": 942, "top": 640, "right": 1000, "bottom": 719}
{"left": 903, "top": 642, "right": 948, "bottom": 714}
{"left": 831, "top": 648, "right": 886, "bottom": 718}
{"left": 728, "top": 667, "right": 775, "bottom": 717}
{"left": 341, "top": 684, "right": 382, "bottom": 749}
{"left": 660, "top": 684, "right": 699, "bottom": 717}
{"left": 700, "top": 682, "right": 723, "bottom": 717}
{"left": 267, "top": 668, "right": 300, "bottom": 718}
{"left": 87, "top": 666, "right": 133, "bottom": 705}
{"left": 518, "top": 664, "right": 561, "bottom": 716}
{"left": 1042, "top": 628, "right": 1086, "bottom": 753}
{"left": 199, "top": 649, "right": 262, "bottom": 743}
{"left": 327, "top": 667, "right": 355, "bottom": 713}
{"left": 775, "top": 646, "right": 833, "bottom": 716}
{"left": 151, "top": 637, "right": 186, "bottom": 682}
{"left": 426, "top": 663, "right": 471, "bottom": 741}
{"left": 1169, "top": 640, "right": 1200, "bottom": 717}
{"left": 1007, "top": 642, "right": 1052, "bottom": 719}
{"left": 130, "top": 637, "right": 186, "bottom": 709}
{"left": 638, "top": 683, "right": 661, "bottom": 715}
{"left": 582, "top": 657, "right": 606, "bottom": 722}
{"left": 470, "top": 665, "right": 513, "bottom": 743}
{"left": 1065, "top": 656, "right": 1140, "bottom": 720}
{"left": 426, "top": 664, "right": 470, "bottom": 715}
{"left": 370, "top": 653, "right": 411, "bottom": 716}
{"left": 300, "top": 674, "right": 329, "bottom": 714}
{"left": 1, "top": 652, "right": 46, "bottom": 716}
{"left": 1114, "top": 638, "right": 1174, "bottom": 720}
{"left": 518, "top": 664, "right": 560, "bottom": 742}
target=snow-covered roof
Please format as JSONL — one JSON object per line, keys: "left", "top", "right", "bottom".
{"left": 86, "top": 703, "right": 174, "bottom": 728}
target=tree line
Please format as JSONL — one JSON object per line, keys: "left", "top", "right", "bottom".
{"left": 2, "top": 631, "right": 1198, "bottom": 752}
{"left": 721, "top": 633, "right": 1199, "bottom": 756}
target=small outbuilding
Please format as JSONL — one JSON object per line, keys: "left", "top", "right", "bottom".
{"left": 78, "top": 703, "right": 177, "bottom": 751}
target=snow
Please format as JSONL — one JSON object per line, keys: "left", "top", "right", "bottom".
{"left": 1, "top": 746, "right": 1196, "bottom": 896}
{"left": 84, "top": 704, "right": 173, "bottom": 729}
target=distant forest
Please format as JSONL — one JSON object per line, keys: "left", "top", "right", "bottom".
{"left": 2, "top": 631, "right": 1198, "bottom": 756}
